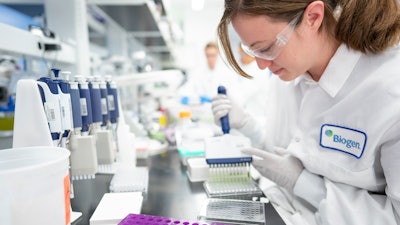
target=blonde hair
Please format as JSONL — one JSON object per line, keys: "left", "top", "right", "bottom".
{"left": 204, "top": 41, "right": 218, "bottom": 51}
{"left": 218, "top": 0, "right": 400, "bottom": 78}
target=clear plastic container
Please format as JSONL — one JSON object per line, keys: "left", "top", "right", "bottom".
{"left": 0, "top": 146, "right": 71, "bottom": 225}
{"left": 175, "top": 110, "right": 213, "bottom": 157}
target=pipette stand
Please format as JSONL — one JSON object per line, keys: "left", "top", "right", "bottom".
{"left": 95, "top": 130, "right": 115, "bottom": 164}
{"left": 95, "top": 128, "right": 118, "bottom": 174}
{"left": 69, "top": 132, "right": 98, "bottom": 180}
{"left": 12, "top": 79, "right": 80, "bottom": 221}
{"left": 12, "top": 79, "right": 53, "bottom": 147}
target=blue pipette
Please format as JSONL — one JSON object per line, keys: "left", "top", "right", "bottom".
{"left": 217, "top": 85, "right": 230, "bottom": 134}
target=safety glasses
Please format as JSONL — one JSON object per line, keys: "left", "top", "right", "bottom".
{"left": 241, "top": 12, "right": 303, "bottom": 61}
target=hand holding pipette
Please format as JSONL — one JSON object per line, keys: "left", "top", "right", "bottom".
{"left": 212, "top": 87, "right": 249, "bottom": 129}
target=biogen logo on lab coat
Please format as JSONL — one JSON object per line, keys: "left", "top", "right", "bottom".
{"left": 320, "top": 124, "right": 367, "bottom": 158}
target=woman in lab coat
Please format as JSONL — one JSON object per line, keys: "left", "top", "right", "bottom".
{"left": 211, "top": 0, "right": 400, "bottom": 224}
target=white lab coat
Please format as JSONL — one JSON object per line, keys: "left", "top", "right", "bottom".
{"left": 178, "top": 57, "right": 241, "bottom": 101}
{"left": 240, "top": 44, "right": 400, "bottom": 224}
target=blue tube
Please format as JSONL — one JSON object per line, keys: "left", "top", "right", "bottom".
{"left": 217, "top": 85, "right": 230, "bottom": 134}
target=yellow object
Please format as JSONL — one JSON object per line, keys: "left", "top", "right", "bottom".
{"left": 0, "top": 117, "right": 14, "bottom": 131}
{"left": 179, "top": 111, "right": 191, "bottom": 119}
{"left": 159, "top": 114, "right": 167, "bottom": 127}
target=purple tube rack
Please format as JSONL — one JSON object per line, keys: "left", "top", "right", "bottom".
{"left": 118, "top": 213, "right": 230, "bottom": 225}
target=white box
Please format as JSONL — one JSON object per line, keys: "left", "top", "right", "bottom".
{"left": 89, "top": 192, "right": 143, "bottom": 225}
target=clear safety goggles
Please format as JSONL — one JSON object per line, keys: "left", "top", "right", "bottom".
{"left": 241, "top": 12, "right": 303, "bottom": 61}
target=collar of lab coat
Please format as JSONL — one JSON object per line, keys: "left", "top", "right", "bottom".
{"left": 294, "top": 44, "right": 362, "bottom": 98}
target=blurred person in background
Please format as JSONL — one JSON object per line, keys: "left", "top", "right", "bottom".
{"left": 178, "top": 41, "right": 240, "bottom": 104}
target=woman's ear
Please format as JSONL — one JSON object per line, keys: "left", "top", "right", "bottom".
{"left": 303, "top": 0, "right": 325, "bottom": 31}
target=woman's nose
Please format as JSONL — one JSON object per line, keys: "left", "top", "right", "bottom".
{"left": 255, "top": 57, "right": 272, "bottom": 70}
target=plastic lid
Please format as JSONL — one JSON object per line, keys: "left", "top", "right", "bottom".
{"left": 179, "top": 111, "right": 191, "bottom": 119}
{"left": 0, "top": 146, "right": 70, "bottom": 181}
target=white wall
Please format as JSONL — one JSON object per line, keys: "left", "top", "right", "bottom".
{"left": 168, "top": 0, "right": 225, "bottom": 71}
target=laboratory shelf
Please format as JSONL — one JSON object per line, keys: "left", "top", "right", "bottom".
{"left": 0, "top": 22, "right": 76, "bottom": 64}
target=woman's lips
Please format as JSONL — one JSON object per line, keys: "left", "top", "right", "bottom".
{"left": 272, "top": 68, "right": 284, "bottom": 75}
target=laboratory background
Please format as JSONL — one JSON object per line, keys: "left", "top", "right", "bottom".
{"left": 0, "top": 1, "right": 280, "bottom": 225}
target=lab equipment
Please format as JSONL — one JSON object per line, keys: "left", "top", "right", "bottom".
{"left": 203, "top": 134, "right": 262, "bottom": 198}
{"left": 0, "top": 98, "right": 14, "bottom": 123}
{"left": 12, "top": 79, "right": 53, "bottom": 147}
{"left": 217, "top": 86, "right": 230, "bottom": 134}
{"left": 0, "top": 146, "right": 71, "bottom": 225}
{"left": 52, "top": 69, "right": 74, "bottom": 148}
{"left": 204, "top": 86, "right": 252, "bottom": 164}
{"left": 175, "top": 110, "right": 213, "bottom": 159}
{"left": 211, "top": 90, "right": 249, "bottom": 130}
{"left": 109, "top": 166, "right": 148, "bottom": 193}
{"left": 186, "top": 157, "right": 210, "bottom": 182}
{"left": 76, "top": 75, "right": 93, "bottom": 135}
{"left": 0, "top": 56, "right": 17, "bottom": 143}
{"left": 90, "top": 192, "right": 143, "bottom": 225}
{"left": 65, "top": 72, "right": 82, "bottom": 133}
{"left": 203, "top": 86, "right": 262, "bottom": 198}
{"left": 112, "top": 70, "right": 183, "bottom": 158}
{"left": 98, "top": 75, "right": 110, "bottom": 128}
{"left": 68, "top": 75, "right": 98, "bottom": 180}
{"left": 198, "top": 198, "right": 286, "bottom": 225}
{"left": 89, "top": 76, "right": 115, "bottom": 167}
{"left": 118, "top": 213, "right": 230, "bottom": 225}
{"left": 37, "top": 76, "right": 63, "bottom": 146}
{"left": 106, "top": 75, "right": 120, "bottom": 128}
{"left": 105, "top": 75, "right": 120, "bottom": 160}
{"left": 88, "top": 76, "right": 103, "bottom": 128}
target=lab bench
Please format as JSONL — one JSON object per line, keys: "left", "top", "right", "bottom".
{"left": 71, "top": 149, "right": 285, "bottom": 225}
{"left": 71, "top": 148, "right": 207, "bottom": 225}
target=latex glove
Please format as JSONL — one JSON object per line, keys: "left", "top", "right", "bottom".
{"left": 242, "top": 147, "right": 304, "bottom": 191}
{"left": 211, "top": 94, "right": 249, "bottom": 129}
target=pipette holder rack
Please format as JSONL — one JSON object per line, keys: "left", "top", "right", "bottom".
{"left": 95, "top": 129, "right": 116, "bottom": 164}
{"left": 69, "top": 133, "right": 98, "bottom": 180}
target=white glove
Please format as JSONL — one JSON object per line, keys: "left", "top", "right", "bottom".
{"left": 242, "top": 147, "right": 304, "bottom": 191}
{"left": 211, "top": 94, "right": 249, "bottom": 129}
